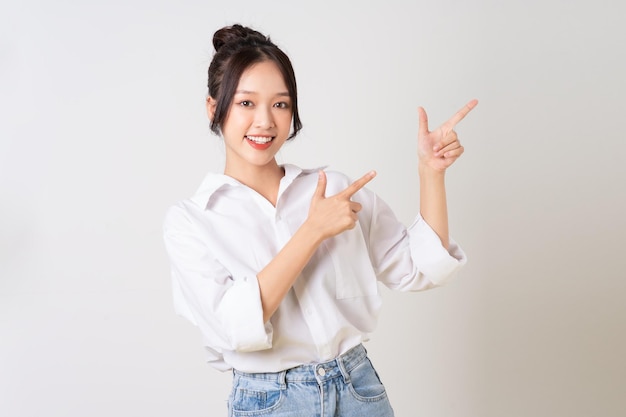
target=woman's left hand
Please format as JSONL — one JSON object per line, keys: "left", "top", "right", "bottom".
{"left": 417, "top": 99, "right": 478, "bottom": 172}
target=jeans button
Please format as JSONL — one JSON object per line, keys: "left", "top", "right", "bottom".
{"left": 317, "top": 367, "right": 326, "bottom": 376}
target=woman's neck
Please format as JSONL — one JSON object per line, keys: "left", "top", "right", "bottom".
{"left": 224, "top": 160, "right": 285, "bottom": 206}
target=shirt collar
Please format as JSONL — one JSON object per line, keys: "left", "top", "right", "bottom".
{"left": 189, "top": 163, "right": 325, "bottom": 210}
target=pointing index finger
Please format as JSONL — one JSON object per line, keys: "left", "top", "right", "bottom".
{"left": 444, "top": 99, "right": 479, "bottom": 129}
{"left": 341, "top": 170, "right": 377, "bottom": 198}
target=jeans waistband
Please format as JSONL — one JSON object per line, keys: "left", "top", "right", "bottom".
{"left": 233, "top": 344, "right": 367, "bottom": 383}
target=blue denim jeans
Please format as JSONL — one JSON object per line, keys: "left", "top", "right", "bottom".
{"left": 228, "top": 344, "right": 394, "bottom": 416}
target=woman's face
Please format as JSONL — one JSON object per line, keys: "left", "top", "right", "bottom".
{"left": 209, "top": 60, "right": 293, "bottom": 174}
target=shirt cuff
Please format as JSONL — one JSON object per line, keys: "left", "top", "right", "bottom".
{"left": 216, "top": 276, "right": 273, "bottom": 352}
{"left": 407, "top": 215, "right": 468, "bottom": 286}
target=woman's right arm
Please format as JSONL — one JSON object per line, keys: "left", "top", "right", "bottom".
{"left": 256, "top": 170, "right": 376, "bottom": 322}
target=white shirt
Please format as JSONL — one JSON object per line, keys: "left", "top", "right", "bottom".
{"left": 163, "top": 164, "right": 467, "bottom": 372}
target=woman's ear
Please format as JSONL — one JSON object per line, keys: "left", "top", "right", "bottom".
{"left": 206, "top": 97, "right": 217, "bottom": 121}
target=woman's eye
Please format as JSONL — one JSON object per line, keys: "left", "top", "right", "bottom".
{"left": 274, "top": 102, "right": 290, "bottom": 109}
{"left": 239, "top": 100, "right": 253, "bottom": 107}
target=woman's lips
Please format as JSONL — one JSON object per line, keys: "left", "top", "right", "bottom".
{"left": 245, "top": 135, "right": 274, "bottom": 150}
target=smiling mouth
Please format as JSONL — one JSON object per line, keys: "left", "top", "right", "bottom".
{"left": 245, "top": 135, "right": 274, "bottom": 144}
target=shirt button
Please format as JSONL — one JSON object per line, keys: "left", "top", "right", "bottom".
{"left": 317, "top": 367, "right": 326, "bottom": 376}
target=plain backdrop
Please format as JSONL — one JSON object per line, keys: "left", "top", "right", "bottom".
{"left": 1, "top": 0, "right": 625, "bottom": 416}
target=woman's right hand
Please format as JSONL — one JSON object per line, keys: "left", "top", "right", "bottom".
{"left": 306, "top": 170, "right": 377, "bottom": 241}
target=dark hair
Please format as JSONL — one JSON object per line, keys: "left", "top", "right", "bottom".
{"left": 207, "top": 24, "right": 302, "bottom": 139}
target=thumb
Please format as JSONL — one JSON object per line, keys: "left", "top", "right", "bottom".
{"left": 313, "top": 170, "right": 327, "bottom": 200}
{"left": 418, "top": 107, "right": 429, "bottom": 137}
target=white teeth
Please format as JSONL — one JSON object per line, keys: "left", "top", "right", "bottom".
{"left": 246, "top": 135, "right": 273, "bottom": 144}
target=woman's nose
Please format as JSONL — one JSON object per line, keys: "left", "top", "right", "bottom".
{"left": 254, "top": 107, "right": 275, "bottom": 128}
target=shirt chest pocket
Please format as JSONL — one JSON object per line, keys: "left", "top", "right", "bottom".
{"left": 324, "top": 227, "right": 379, "bottom": 299}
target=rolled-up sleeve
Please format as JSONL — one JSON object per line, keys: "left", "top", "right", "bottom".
{"left": 406, "top": 214, "right": 467, "bottom": 286}
{"left": 163, "top": 205, "right": 273, "bottom": 354}
{"left": 359, "top": 189, "right": 467, "bottom": 291}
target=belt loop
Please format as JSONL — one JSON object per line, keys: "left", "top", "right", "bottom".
{"left": 337, "top": 353, "right": 351, "bottom": 384}
{"left": 279, "top": 370, "right": 287, "bottom": 389}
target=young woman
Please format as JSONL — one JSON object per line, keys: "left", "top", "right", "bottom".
{"left": 164, "top": 24, "right": 477, "bottom": 417}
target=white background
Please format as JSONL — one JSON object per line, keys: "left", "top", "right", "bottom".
{"left": 1, "top": 0, "right": 625, "bottom": 416}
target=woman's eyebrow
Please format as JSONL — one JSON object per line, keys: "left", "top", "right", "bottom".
{"left": 234, "top": 90, "right": 290, "bottom": 96}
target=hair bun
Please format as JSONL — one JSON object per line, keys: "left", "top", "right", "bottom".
{"left": 213, "top": 24, "right": 269, "bottom": 52}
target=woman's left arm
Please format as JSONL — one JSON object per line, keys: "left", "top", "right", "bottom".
{"left": 417, "top": 99, "right": 478, "bottom": 249}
